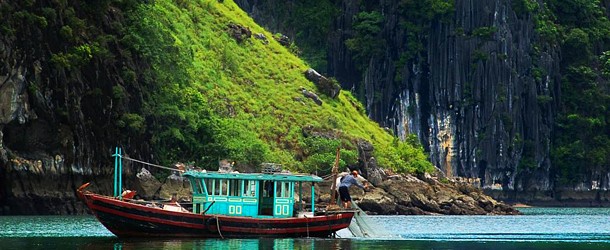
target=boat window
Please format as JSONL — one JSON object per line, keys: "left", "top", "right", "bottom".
{"left": 214, "top": 180, "right": 220, "bottom": 196}
{"left": 204, "top": 179, "right": 213, "bottom": 195}
{"left": 229, "top": 179, "right": 240, "bottom": 196}
{"left": 263, "top": 181, "right": 273, "bottom": 197}
{"left": 276, "top": 182, "right": 292, "bottom": 198}
{"left": 218, "top": 179, "right": 229, "bottom": 196}
{"left": 243, "top": 180, "right": 256, "bottom": 197}
{"left": 197, "top": 180, "right": 204, "bottom": 195}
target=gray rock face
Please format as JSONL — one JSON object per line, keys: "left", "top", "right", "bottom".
{"left": 254, "top": 33, "right": 269, "bottom": 44}
{"left": 133, "top": 168, "right": 162, "bottom": 199}
{"left": 158, "top": 173, "right": 192, "bottom": 201}
{"left": 356, "top": 140, "right": 386, "bottom": 186}
{"left": 227, "top": 23, "right": 252, "bottom": 43}
{"left": 0, "top": 66, "right": 34, "bottom": 125}
{"left": 304, "top": 68, "right": 341, "bottom": 98}
{"left": 300, "top": 87, "right": 323, "bottom": 106}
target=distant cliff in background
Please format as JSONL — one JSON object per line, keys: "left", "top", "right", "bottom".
{"left": 236, "top": 0, "right": 610, "bottom": 201}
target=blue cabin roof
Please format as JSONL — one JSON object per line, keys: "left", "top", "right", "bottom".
{"left": 183, "top": 171, "right": 323, "bottom": 182}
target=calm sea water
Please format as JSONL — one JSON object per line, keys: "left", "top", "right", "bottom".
{"left": 1, "top": 208, "right": 610, "bottom": 249}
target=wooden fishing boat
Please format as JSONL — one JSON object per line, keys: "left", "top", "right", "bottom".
{"left": 77, "top": 148, "right": 354, "bottom": 238}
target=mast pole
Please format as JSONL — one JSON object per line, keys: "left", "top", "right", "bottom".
{"left": 112, "top": 147, "right": 123, "bottom": 199}
{"left": 329, "top": 147, "right": 340, "bottom": 206}
{"left": 113, "top": 147, "right": 118, "bottom": 197}
{"left": 118, "top": 147, "right": 123, "bottom": 200}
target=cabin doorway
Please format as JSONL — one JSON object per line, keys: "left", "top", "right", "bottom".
{"left": 258, "top": 180, "right": 274, "bottom": 216}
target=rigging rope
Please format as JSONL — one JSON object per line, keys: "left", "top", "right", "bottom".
{"left": 122, "top": 156, "right": 184, "bottom": 172}
{"left": 216, "top": 216, "right": 224, "bottom": 239}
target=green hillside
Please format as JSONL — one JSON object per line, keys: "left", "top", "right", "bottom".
{"left": 2, "top": 0, "right": 432, "bottom": 174}
{"left": 125, "top": 0, "right": 432, "bottom": 173}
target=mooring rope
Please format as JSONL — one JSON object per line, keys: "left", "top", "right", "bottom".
{"left": 122, "top": 197, "right": 192, "bottom": 206}
{"left": 321, "top": 174, "right": 333, "bottom": 180}
{"left": 305, "top": 215, "right": 310, "bottom": 238}
{"left": 215, "top": 216, "right": 224, "bottom": 239}
{"left": 122, "top": 156, "right": 184, "bottom": 172}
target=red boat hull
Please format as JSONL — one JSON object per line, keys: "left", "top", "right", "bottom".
{"left": 78, "top": 190, "right": 354, "bottom": 238}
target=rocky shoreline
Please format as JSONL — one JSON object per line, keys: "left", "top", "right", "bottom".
{"left": 128, "top": 169, "right": 520, "bottom": 216}
{"left": 486, "top": 190, "right": 610, "bottom": 208}
{"left": 312, "top": 174, "right": 520, "bottom": 215}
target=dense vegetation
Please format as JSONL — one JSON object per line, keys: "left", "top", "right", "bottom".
{"left": 1, "top": 0, "right": 433, "bottom": 175}
{"left": 531, "top": 0, "right": 610, "bottom": 185}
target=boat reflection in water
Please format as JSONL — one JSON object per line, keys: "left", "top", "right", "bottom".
{"left": 108, "top": 238, "right": 351, "bottom": 250}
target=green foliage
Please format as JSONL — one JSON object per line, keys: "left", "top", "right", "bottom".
{"left": 49, "top": 43, "right": 104, "bottom": 70}
{"left": 472, "top": 26, "right": 497, "bottom": 40}
{"left": 563, "top": 28, "right": 591, "bottom": 65}
{"left": 532, "top": 67, "right": 545, "bottom": 82}
{"left": 299, "top": 137, "right": 357, "bottom": 174}
{"left": 534, "top": 5, "right": 561, "bottom": 45}
{"left": 552, "top": 71, "right": 609, "bottom": 183}
{"left": 118, "top": 113, "right": 146, "bottom": 135}
{"left": 398, "top": 0, "right": 454, "bottom": 61}
{"left": 536, "top": 95, "right": 553, "bottom": 105}
{"left": 376, "top": 138, "right": 434, "bottom": 174}
{"left": 539, "top": 0, "right": 610, "bottom": 185}
{"left": 472, "top": 49, "right": 489, "bottom": 62}
{"left": 112, "top": 85, "right": 127, "bottom": 100}
{"left": 345, "top": 11, "right": 385, "bottom": 70}
{"left": 548, "top": 0, "right": 609, "bottom": 30}
{"left": 210, "top": 118, "right": 272, "bottom": 168}
{"left": 121, "top": 67, "right": 137, "bottom": 84}
{"left": 600, "top": 51, "right": 610, "bottom": 78}
{"left": 288, "top": 0, "right": 338, "bottom": 72}
{"left": 59, "top": 26, "right": 73, "bottom": 40}
{"left": 41, "top": 7, "right": 57, "bottom": 24}
{"left": 13, "top": 11, "right": 47, "bottom": 28}
{"left": 512, "top": 0, "right": 539, "bottom": 18}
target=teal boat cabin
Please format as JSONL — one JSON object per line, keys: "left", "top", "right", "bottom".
{"left": 183, "top": 171, "right": 322, "bottom": 218}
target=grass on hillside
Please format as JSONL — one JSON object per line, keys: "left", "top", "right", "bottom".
{"left": 121, "top": 0, "right": 433, "bottom": 174}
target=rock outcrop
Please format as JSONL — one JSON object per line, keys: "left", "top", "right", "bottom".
{"left": 158, "top": 173, "right": 192, "bottom": 202}
{"left": 299, "top": 87, "right": 323, "bottom": 106}
{"left": 227, "top": 23, "right": 252, "bottom": 43}
{"left": 304, "top": 68, "right": 341, "bottom": 98}
{"left": 309, "top": 173, "right": 520, "bottom": 215}
{"left": 133, "top": 168, "right": 162, "bottom": 200}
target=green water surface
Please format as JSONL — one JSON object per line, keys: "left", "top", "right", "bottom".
{"left": 1, "top": 208, "right": 609, "bottom": 249}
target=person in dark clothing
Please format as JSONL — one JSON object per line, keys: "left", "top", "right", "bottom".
{"left": 338, "top": 170, "right": 368, "bottom": 209}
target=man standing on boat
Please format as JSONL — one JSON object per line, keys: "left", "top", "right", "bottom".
{"left": 338, "top": 170, "right": 368, "bottom": 209}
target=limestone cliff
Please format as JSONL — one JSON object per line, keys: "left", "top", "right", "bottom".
{"left": 235, "top": 0, "right": 569, "bottom": 195}
{"left": 0, "top": 1, "right": 150, "bottom": 214}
